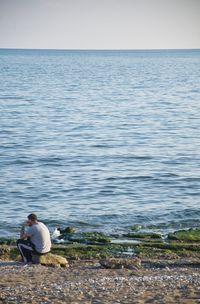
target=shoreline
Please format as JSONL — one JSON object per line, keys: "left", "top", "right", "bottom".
{"left": 1, "top": 227, "right": 200, "bottom": 261}
{"left": 1, "top": 227, "right": 200, "bottom": 302}
{"left": 0, "top": 258, "right": 200, "bottom": 303}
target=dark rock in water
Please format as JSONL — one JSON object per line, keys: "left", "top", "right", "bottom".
{"left": 62, "top": 226, "right": 76, "bottom": 234}
{"left": 129, "top": 225, "right": 142, "bottom": 231}
{"left": 56, "top": 226, "right": 76, "bottom": 238}
{"left": 99, "top": 257, "right": 141, "bottom": 269}
{"left": 32, "top": 253, "right": 69, "bottom": 267}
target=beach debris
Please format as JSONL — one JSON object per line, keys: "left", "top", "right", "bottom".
{"left": 51, "top": 228, "right": 61, "bottom": 240}
{"left": 54, "top": 238, "right": 65, "bottom": 244}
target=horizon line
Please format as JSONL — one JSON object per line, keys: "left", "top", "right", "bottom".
{"left": 0, "top": 47, "right": 200, "bottom": 51}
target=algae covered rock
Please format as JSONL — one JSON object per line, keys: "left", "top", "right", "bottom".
{"left": 0, "top": 238, "right": 16, "bottom": 245}
{"left": 66, "top": 232, "right": 111, "bottom": 244}
{"left": 32, "top": 253, "right": 69, "bottom": 267}
{"left": 0, "top": 245, "right": 11, "bottom": 260}
{"left": 55, "top": 227, "right": 111, "bottom": 245}
{"left": 168, "top": 228, "right": 200, "bottom": 242}
{"left": 129, "top": 225, "right": 142, "bottom": 231}
{"left": 124, "top": 232, "right": 162, "bottom": 240}
{"left": 61, "top": 226, "right": 76, "bottom": 234}
{"left": 99, "top": 257, "right": 141, "bottom": 269}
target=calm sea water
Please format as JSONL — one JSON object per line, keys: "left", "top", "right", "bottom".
{"left": 0, "top": 49, "right": 200, "bottom": 238}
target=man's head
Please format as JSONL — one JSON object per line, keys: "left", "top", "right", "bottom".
{"left": 27, "top": 213, "right": 38, "bottom": 226}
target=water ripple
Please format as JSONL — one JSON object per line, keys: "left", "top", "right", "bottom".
{"left": 0, "top": 49, "right": 200, "bottom": 237}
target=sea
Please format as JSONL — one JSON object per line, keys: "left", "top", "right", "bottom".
{"left": 0, "top": 48, "right": 200, "bottom": 238}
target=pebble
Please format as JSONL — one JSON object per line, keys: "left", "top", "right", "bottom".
{"left": 0, "top": 261, "right": 200, "bottom": 303}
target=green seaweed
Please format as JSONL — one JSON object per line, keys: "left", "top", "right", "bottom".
{"left": 0, "top": 246, "right": 11, "bottom": 260}
{"left": 62, "top": 231, "right": 111, "bottom": 244}
{"left": 51, "top": 244, "right": 123, "bottom": 259}
{"left": 51, "top": 236, "right": 200, "bottom": 260}
{"left": 168, "top": 228, "right": 200, "bottom": 242}
{"left": 1, "top": 226, "right": 200, "bottom": 262}
{"left": 133, "top": 240, "right": 200, "bottom": 259}
{"left": 0, "top": 238, "right": 16, "bottom": 245}
{"left": 1, "top": 238, "right": 200, "bottom": 261}
{"left": 124, "top": 232, "right": 162, "bottom": 240}
{"left": 0, "top": 245, "right": 18, "bottom": 260}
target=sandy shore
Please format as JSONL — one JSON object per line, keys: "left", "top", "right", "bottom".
{"left": 0, "top": 259, "right": 200, "bottom": 304}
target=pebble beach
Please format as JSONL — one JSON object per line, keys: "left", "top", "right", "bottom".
{"left": 0, "top": 259, "right": 200, "bottom": 304}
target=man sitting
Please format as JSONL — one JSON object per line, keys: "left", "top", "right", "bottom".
{"left": 17, "top": 213, "right": 51, "bottom": 264}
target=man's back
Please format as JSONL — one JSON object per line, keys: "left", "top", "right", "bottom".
{"left": 27, "top": 222, "right": 51, "bottom": 253}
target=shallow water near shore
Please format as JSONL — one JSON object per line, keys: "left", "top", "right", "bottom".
{"left": 0, "top": 49, "right": 200, "bottom": 238}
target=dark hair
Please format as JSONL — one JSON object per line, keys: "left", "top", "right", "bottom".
{"left": 28, "top": 213, "right": 38, "bottom": 221}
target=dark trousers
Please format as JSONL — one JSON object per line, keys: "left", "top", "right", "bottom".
{"left": 17, "top": 239, "right": 36, "bottom": 263}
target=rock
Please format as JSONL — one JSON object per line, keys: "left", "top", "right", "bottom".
{"left": 0, "top": 238, "right": 16, "bottom": 245}
{"left": 168, "top": 228, "right": 200, "bottom": 242}
{"left": 124, "top": 232, "right": 162, "bottom": 240}
{"left": 0, "top": 246, "right": 10, "bottom": 260}
{"left": 99, "top": 257, "right": 141, "bottom": 269}
{"left": 64, "top": 232, "right": 111, "bottom": 244}
{"left": 63, "top": 226, "right": 76, "bottom": 234}
{"left": 32, "top": 253, "right": 69, "bottom": 267}
{"left": 130, "top": 225, "right": 142, "bottom": 231}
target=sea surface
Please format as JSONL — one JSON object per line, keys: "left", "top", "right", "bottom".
{"left": 0, "top": 49, "right": 200, "bottom": 238}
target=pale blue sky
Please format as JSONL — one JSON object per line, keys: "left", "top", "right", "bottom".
{"left": 0, "top": 0, "right": 199, "bottom": 49}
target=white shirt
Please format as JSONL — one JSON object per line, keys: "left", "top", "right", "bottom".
{"left": 26, "top": 222, "right": 51, "bottom": 253}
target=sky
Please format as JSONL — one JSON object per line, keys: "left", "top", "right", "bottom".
{"left": 0, "top": 0, "right": 199, "bottom": 50}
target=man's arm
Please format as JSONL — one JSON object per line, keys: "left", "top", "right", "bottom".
{"left": 20, "top": 222, "right": 32, "bottom": 239}
{"left": 20, "top": 223, "right": 27, "bottom": 239}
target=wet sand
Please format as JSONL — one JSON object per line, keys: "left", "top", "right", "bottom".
{"left": 0, "top": 260, "right": 200, "bottom": 303}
